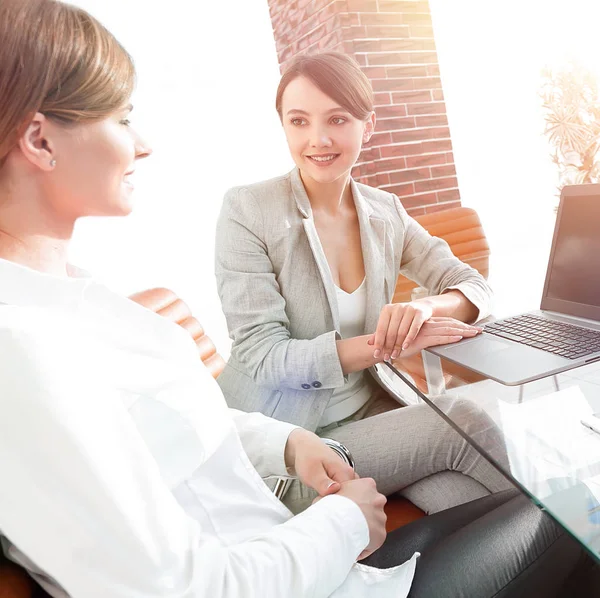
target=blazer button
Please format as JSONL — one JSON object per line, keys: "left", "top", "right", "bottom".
{"left": 301, "top": 383, "right": 311, "bottom": 389}
{"left": 312, "top": 381, "right": 322, "bottom": 388}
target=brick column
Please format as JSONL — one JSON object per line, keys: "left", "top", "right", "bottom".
{"left": 267, "top": 0, "right": 459, "bottom": 215}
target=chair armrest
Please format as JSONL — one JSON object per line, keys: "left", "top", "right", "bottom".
{"left": 270, "top": 439, "right": 355, "bottom": 500}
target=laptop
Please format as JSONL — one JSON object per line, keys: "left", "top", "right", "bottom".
{"left": 428, "top": 183, "right": 600, "bottom": 385}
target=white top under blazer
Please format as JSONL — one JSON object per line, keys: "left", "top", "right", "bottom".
{"left": 319, "top": 279, "right": 372, "bottom": 427}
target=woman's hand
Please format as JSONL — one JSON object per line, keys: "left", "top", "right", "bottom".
{"left": 284, "top": 429, "right": 356, "bottom": 496}
{"left": 390, "top": 316, "right": 482, "bottom": 359}
{"left": 369, "top": 300, "right": 436, "bottom": 360}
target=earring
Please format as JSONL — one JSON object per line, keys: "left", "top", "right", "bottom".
{"left": 49, "top": 159, "right": 56, "bottom": 167}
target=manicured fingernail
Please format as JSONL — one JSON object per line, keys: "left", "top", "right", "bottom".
{"left": 384, "top": 353, "right": 390, "bottom": 361}
{"left": 391, "top": 350, "right": 398, "bottom": 359}
{"left": 402, "top": 342, "right": 409, "bottom": 350}
{"left": 374, "top": 349, "right": 381, "bottom": 358}
{"left": 326, "top": 481, "right": 336, "bottom": 489}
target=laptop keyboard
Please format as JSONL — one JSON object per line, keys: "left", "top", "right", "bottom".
{"left": 484, "top": 314, "right": 600, "bottom": 360}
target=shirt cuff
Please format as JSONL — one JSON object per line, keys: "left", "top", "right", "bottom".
{"left": 307, "top": 493, "right": 370, "bottom": 557}
{"left": 261, "top": 419, "right": 300, "bottom": 477}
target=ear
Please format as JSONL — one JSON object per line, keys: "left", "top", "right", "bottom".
{"left": 362, "top": 111, "right": 376, "bottom": 144}
{"left": 17, "top": 112, "right": 56, "bottom": 172}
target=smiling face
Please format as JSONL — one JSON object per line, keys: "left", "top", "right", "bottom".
{"left": 43, "top": 105, "right": 152, "bottom": 219}
{"left": 280, "top": 76, "right": 375, "bottom": 189}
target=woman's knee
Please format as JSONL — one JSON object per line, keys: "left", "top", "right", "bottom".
{"left": 432, "top": 396, "right": 484, "bottom": 425}
{"left": 431, "top": 396, "right": 502, "bottom": 449}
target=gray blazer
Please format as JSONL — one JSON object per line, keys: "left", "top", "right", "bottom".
{"left": 215, "top": 168, "right": 492, "bottom": 431}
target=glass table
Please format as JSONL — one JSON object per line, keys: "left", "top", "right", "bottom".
{"left": 374, "top": 350, "right": 600, "bottom": 563}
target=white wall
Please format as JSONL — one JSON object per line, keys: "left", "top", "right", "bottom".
{"left": 69, "top": 0, "right": 294, "bottom": 357}
{"left": 430, "top": 0, "right": 600, "bottom": 316}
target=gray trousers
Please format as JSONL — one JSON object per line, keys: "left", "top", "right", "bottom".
{"left": 284, "top": 388, "right": 513, "bottom": 514}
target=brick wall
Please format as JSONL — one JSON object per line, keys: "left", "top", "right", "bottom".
{"left": 267, "top": 0, "right": 460, "bottom": 216}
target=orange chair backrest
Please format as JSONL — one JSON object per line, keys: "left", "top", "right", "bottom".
{"left": 393, "top": 206, "right": 490, "bottom": 304}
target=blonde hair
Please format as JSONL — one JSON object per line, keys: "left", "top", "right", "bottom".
{"left": 275, "top": 52, "right": 374, "bottom": 121}
{"left": 0, "top": 0, "right": 135, "bottom": 167}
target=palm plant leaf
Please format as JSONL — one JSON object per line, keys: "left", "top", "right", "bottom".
{"left": 541, "top": 60, "right": 600, "bottom": 189}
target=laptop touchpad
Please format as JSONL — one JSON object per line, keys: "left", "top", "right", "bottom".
{"left": 449, "top": 336, "right": 512, "bottom": 358}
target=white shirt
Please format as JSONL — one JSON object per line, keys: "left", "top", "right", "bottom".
{"left": 0, "top": 259, "right": 417, "bottom": 597}
{"left": 319, "top": 280, "right": 372, "bottom": 428}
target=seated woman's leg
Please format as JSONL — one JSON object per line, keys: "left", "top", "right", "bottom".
{"left": 400, "top": 470, "right": 490, "bottom": 513}
{"left": 322, "top": 396, "right": 512, "bottom": 514}
{"left": 364, "top": 489, "right": 522, "bottom": 567}
{"left": 365, "top": 489, "right": 590, "bottom": 597}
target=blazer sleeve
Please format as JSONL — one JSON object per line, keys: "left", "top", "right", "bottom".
{"left": 0, "top": 326, "right": 369, "bottom": 598}
{"left": 393, "top": 195, "right": 493, "bottom": 320}
{"left": 215, "top": 186, "right": 345, "bottom": 390}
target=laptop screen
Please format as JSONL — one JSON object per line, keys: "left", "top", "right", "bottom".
{"left": 541, "top": 185, "right": 600, "bottom": 320}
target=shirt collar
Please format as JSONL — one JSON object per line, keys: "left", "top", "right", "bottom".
{"left": 0, "top": 258, "right": 93, "bottom": 308}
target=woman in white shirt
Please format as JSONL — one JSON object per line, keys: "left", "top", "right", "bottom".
{"left": 215, "top": 52, "right": 509, "bottom": 514}
{"left": 0, "top": 1, "right": 595, "bottom": 597}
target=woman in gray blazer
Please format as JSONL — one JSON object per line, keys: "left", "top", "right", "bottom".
{"left": 215, "top": 52, "right": 511, "bottom": 514}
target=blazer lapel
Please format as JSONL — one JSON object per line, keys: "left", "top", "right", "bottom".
{"left": 290, "top": 168, "right": 340, "bottom": 331}
{"left": 350, "top": 179, "right": 387, "bottom": 334}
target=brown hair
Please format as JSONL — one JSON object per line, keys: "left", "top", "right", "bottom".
{"left": 0, "top": 0, "right": 135, "bottom": 167}
{"left": 275, "top": 52, "right": 374, "bottom": 121}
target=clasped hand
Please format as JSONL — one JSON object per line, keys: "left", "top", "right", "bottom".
{"left": 284, "top": 429, "right": 387, "bottom": 560}
{"left": 368, "top": 300, "right": 482, "bottom": 360}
